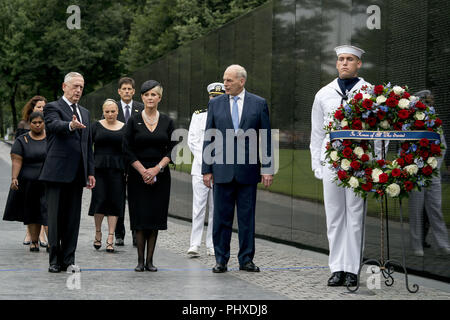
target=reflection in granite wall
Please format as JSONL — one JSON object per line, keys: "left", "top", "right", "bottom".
{"left": 81, "top": 0, "right": 449, "bottom": 281}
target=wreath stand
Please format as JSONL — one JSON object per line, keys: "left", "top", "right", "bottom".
{"left": 347, "top": 140, "right": 419, "bottom": 293}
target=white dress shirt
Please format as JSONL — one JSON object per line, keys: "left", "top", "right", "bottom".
{"left": 63, "top": 96, "right": 82, "bottom": 131}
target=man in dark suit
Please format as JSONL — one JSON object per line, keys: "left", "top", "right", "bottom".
{"left": 202, "top": 64, "right": 274, "bottom": 273}
{"left": 39, "top": 72, "right": 95, "bottom": 273}
{"left": 114, "top": 77, "right": 144, "bottom": 246}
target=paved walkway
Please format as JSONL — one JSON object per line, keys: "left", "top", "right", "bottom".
{"left": 0, "top": 141, "right": 449, "bottom": 302}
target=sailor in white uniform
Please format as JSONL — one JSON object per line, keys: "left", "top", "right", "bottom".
{"left": 310, "top": 45, "right": 370, "bottom": 287}
{"left": 187, "top": 82, "right": 225, "bottom": 257}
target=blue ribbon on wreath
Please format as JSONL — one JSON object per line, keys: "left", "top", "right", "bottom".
{"left": 329, "top": 130, "right": 440, "bottom": 141}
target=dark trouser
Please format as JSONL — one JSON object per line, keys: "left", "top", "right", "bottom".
{"left": 213, "top": 180, "right": 257, "bottom": 266}
{"left": 46, "top": 181, "right": 83, "bottom": 267}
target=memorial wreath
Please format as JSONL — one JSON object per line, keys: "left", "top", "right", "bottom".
{"left": 324, "top": 83, "right": 445, "bottom": 199}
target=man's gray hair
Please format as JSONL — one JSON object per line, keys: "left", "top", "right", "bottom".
{"left": 227, "top": 64, "right": 247, "bottom": 80}
{"left": 64, "top": 72, "right": 84, "bottom": 83}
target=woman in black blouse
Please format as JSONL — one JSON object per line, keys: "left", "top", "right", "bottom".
{"left": 3, "top": 112, "right": 48, "bottom": 252}
{"left": 88, "top": 99, "right": 126, "bottom": 253}
{"left": 123, "top": 80, "right": 176, "bottom": 272}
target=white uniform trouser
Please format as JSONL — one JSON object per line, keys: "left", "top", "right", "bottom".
{"left": 408, "top": 174, "right": 450, "bottom": 251}
{"left": 323, "top": 165, "right": 365, "bottom": 275}
{"left": 190, "top": 175, "right": 214, "bottom": 248}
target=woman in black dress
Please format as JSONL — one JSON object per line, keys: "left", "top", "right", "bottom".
{"left": 88, "top": 99, "right": 126, "bottom": 253}
{"left": 15, "top": 96, "right": 48, "bottom": 248}
{"left": 3, "top": 112, "right": 48, "bottom": 252}
{"left": 123, "top": 80, "right": 177, "bottom": 272}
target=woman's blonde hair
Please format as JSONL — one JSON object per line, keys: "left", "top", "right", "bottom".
{"left": 102, "top": 99, "right": 119, "bottom": 109}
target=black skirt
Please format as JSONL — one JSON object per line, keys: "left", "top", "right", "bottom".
{"left": 88, "top": 168, "right": 126, "bottom": 217}
{"left": 3, "top": 178, "right": 48, "bottom": 225}
{"left": 127, "top": 161, "right": 171, "bottom": 230}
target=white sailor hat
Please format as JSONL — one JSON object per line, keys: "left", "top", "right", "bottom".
{"left": 207, "top": 82, "right": 225, "bottom": 95}
{"left": 334, "top": 45, "right": 365, "bottom": 59}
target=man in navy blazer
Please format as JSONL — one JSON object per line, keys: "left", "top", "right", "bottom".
{"left": 202, "top": 64, "right": 273, "bottom": 273}
{"left": 39, "top": 72, "right": 95, "bottom": 273}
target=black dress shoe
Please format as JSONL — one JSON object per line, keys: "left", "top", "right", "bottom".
{"left": 212, "top": 263, "right": 227, "bottom": 273}
{"left": 327, "top": 271, "right": 346, "bottom": 286}
{"left": 135, "top": 264, "right": 145, "bottom": 272}
{"left": 344, "top": 272, "right": 358, "bottom": 287}
{"left": 115, "top": 238, "right": 124, "bottom": 246}
{"left": 48, "top": 265, "right": 61, "bottom": 273}
{"left": 239, "top": 261, "right": 260, "bottom": 272}
{"left": 145, "top": 264, "right": 157, "bottom": 272}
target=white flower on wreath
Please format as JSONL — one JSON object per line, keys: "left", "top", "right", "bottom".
{"left": 393, "top": 86, "right": 405, "bottom": 95}
{"left": 362, "top": 93, "right": 372, "bottom": 100}
{"left": 405, "top": 164, "right": 419, "bottom": 175}
{"left": 380, "top": 120, "right": 390, "bottom": 129}
{"left": 414, "top": 112, "right": 425, "bottom": 121}
{"left": 354, "top": 147, "right": 365, "bottom": 159}
{"left": 341, "top": 159, "right": 351, "bottom": 171}
{"left": 409, "top": 95, "right": 419, "bottom": 102}
{"left": 376, "top": 95, "right": 387, "bottom": 104}
{"left": 427, "top": 157, "right": 438, "bottom": 169}
{"left": 398, "top": 98, "right": 410, "bottom": 109}
{"left": 372, "top": 168, "right": 384, "bottom": 182}
{"left": 341, "top": 119, "right": 348, "bottom": 127}
{"left": 330, "top": 151, "right": 339, "bottom": 161}
{"left": 386, "top": 183, "right": 401, "bottom": 197}
{"left": 349, "top": 176, "right": 359, "bottom": 188}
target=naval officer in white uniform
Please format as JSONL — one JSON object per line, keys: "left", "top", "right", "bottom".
{"left": 187, "top": 82, "right": 225, "bottom": 257}
{"left": 310, "top": 45, "right": 369, "bottom": 287}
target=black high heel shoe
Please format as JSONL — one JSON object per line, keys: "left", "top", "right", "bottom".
{"left": 30, "top": 241, "right": 40, "bottom": 252}
{"left": 106, "top": 233, "right": 114, "bottom": 253}
{"left": 93, "top": 230, "right": 102, "bottom": 250}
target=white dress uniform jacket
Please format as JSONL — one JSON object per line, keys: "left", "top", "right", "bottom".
{"left": 187, "top": 110, "right": 214, "bottom": 250}
{"left": 310, "top": 77, "right": 369, "bottom": 275}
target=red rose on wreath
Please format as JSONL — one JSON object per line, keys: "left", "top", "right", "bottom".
{"left": 416, "top": 101, "right": 426, "bottom": 110}
{"left": 422, "top": 166, "right": 433, "bottom": 176}
{"left": 362, "top": 182, "right": 373, "bottom": 191}
{"left": 420, "top": 150, "right": 429, "bottom": 159}
{"left": 396, "top": 158, "right": 405, "bottom": 167}
{"left": 361, "top": 154, "right": 370, "bottom": 162}
{"left": 435, "top": 118, "right": 442, "bottom": 126}
{"left": 405, "top": 154, "right": 414, "bottom": 164}
{"left": 362, "top": 99, "right": 373, "bottom": 110}
{"left": 403, "top": 92, "right": 410, "bottom": 99}
{"left": 354, "top": 93, "right": 363, "bottom": 101}
{"left": 342, "top": 140, "right": 352, "bottom": 147}
{"left": 398, "top": 109, "right": 410, "bottom": 120}
{"left": 334, "top": 109, "right": 344, "bottom": 121}
{"left": 352, "top": 119, "right": 362, "bottom": 130}
{"left": 378, "top": 173, "right": 388, "bottom": 183}
{"left": 386, "top": 97, "right": 399, "bottom": 107}
{"left": 374, "top": 85, "right": 384, "bottom": 95}
{"left": 404, "top": 181, "right": 414, "bottom": 191}
{"left": 365, "top": 167, "right": 373, "bottom": 176}
{"left": 350, "top": 161, "right": 361, "bottom": 170}
{"left": 391, "top": 168, "right": 401, "bottom": 177}
{"left": 377, "top": 110, "right": 386, "bottom": 120}
{"left": 377, "top": 159, "right": 385, "bottom": 167}
{"left": 415, "top": 120, "right": 425, "bottom": 129}
{"left": 401, "top": 142, "right": 410, "bottom": 151}
{"left": 419, "top": 138, "right": 429, "bottom": 147}
{"left": 343, "top": 147, "right": 353, "bottom": 158}
{"left": 338, "top": 170, "right": 348, "bottom": 180}
{"left": 431, "top": 143, "right": 441, "bottom": 154}
{"left": 393, "top": 122, "right": 403, "bottom": 130}
{"left": 367, "top": 117, "right": 377, "bottom": 127}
